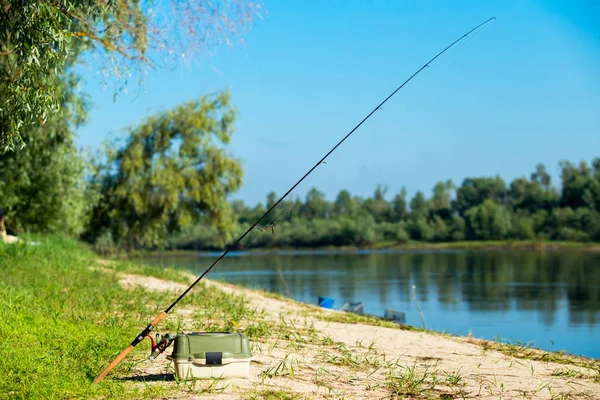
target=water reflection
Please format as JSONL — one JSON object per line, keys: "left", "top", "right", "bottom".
{"left": 141, "top": 250, "right": 600, "bottom": 358}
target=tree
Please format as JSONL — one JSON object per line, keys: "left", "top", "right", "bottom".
{"left": 0, "top": 63, "right": 94, "bottom": 236}
{"left": 391, "top": 187, "right": 409, "bottom": 222}
{"left": 464, "top": 199, "right": 512, "bottom": 240}
{"left": 303, "top": 188, "right": 330, "bottom": 219}
{"left": 531, "top": 163, "right": 552, "bottom": 190}
{"left": 449, "top": 214, "right": 467, "bottom": 241}
{"left": 409, "top": 191, "right": 428, "bottom": 218}
{"left": 84, "top": 90, "right": 243, "bottom": 249}
{"left": 585, "top": 158, "right": 600, "bottom": 213}
{"left": 429, "top": 179, "right": 455, "bottom": 221}
{"left": 431, "top": 215, "right": 450, "bottom": 242}
{"left": 334, "top": 190, "right": 354, "bottom": 216}
{"left": 455, "top": 177, "right": 507, "bottom": 215}
{"left": 0, "top": 0, "right": 264, "bottom": 151}
{"left": 511, "top": 212, "right": 536, "bottom": 240}
{"left": 407, "top": 191, "right": 432, "bottom": 241}
{"left": 364, "top": 184, "right": 392, "bottom": 222}
{"left": 559, "top": 161, "right": 594, "bottom": 209}
{"left": 266, "top": 191, "right": 277, "bottom": 209}
{"left": 509, "top": 164, "right": 560, "bottom": 214}
{"left": 508, "top": 177, "right": 549, "bottom": 213}
{"left": 407, "top": 216, "right": 433, "bottom": 241}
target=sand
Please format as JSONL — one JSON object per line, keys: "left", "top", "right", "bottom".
{"left": 110, "top": 267, "right": 600, "bottom": 399}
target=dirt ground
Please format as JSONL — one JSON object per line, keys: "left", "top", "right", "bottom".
{"left": 114, "top": 269, "right": 600, "bottom": 400}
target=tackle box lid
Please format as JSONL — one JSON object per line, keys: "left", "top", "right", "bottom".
{"left": 169, "top": 332, "right": 252, "bottom": 360}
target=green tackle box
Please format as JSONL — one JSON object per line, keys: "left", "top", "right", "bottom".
{"left": 167, "top": 332, "right": 253, "bottom": 379}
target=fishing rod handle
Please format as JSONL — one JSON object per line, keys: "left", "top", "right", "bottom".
{"left": 93, "top": 311, "right": 168, "bottom": 383}
{"left": 93, "top": 344, "right": 134, "bottom": 384}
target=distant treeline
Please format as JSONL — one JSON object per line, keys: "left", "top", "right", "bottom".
{"left": 171, "top": 160, "right": 600, "bottom": 250}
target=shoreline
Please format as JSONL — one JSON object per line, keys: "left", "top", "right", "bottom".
{"left": 134, "top": 240, "right": 600, "bottom": 259}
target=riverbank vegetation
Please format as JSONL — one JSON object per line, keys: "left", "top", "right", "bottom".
{"left": 169, "top": 161, "right": 600, "bottom": 251}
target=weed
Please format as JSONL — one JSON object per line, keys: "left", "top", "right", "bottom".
{"left": 321, "top": 335, "right": 335, "bottom": 346}
{"left": 548, "top": 389, "right": 574, "bottom": 400}
{"left": 245, "top": 389, "right": 305, "bottom": 400}
{"left": 313, "top": 366, "right": 333, "bottom": 386}
{"left": 444, "top": 368, "right": 463, "bottom": 387}
{"left": 324, "top": 386, "right": 346, "bottom": 399}
{"left": 552, "top": 367, "right": 600, "bottom": 383}
{"left": 386, "top": 364, "right": 440, "bottom": 398}
{"left": 175, "top": 375, "right": 229, "bottom": 394}
{"left": 477, "top": 337, "right": 600, "bottom": 371}
{"left": 316, "top": 342, "right": 382, "bottom": 370}
{"left": 260, "top": 354, "right": 296, "bottom": 380}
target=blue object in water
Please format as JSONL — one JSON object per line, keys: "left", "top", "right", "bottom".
{"left": 318, "top": 296, "right": 334, "bottom": 309}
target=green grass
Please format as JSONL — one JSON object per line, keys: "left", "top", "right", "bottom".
{"left": 477, "top": 336, "right": 600, "bottom": 374}
{"left": 0, "top": 235, "right": 160, "bottom": 399}
{"left": 0, "top": 235, "right": 273, "bottom": 399}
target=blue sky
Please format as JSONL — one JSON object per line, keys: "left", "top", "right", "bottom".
{"left": 75, "top": 0, "right": 600, "bottom": 206}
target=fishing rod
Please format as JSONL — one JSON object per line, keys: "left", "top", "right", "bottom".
{"left": 93, "top": 16, "right": 496, "bottom": 383}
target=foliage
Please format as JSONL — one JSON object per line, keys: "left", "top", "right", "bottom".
{"left": 0, "top": 0, "right": 264, "bottom": 241}
{"left": 464, "top": 199, "right": 512, "bottom": 240}
{"left": 85, "top": 90, "right": 243, "bottom": 250}
{"left": 0, "top": 0, "right": 265, "bottom": 151}
{"left": 455, "top": 176, "right": 507, "bottom": 214}
{"left": 0, "top": 67, "right": 95, "bottom": 236}
{"left": 170, "top": 158, "right": 600, "bottom": 250}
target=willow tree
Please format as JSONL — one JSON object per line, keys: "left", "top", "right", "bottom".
{"left": 85, "top": 90, "right": 242, "bottom": 250}
{"left": 0, "top": 0, "right": 264, "bottom": 151}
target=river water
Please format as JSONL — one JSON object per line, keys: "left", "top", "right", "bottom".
{"left": 140, "top": 249, "right": 600, "bottom": 359}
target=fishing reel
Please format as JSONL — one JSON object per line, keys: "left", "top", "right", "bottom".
{"left": 145, "top": 332, "right": 175, "bottom": 360}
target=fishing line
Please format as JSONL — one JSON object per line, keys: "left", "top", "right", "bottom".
{"left": 394, "top": 20, "right": 494, "bottom": 108}
{"left": 431, "top": 20, "right": 493, "bottom": 73}
{"left": 230, "top": 198, "right": 299, "bottom": 254}
{"left": 232, "top": 200, "right": 298, "bottom": 264}
{"left": 190, "top": 198, "right": 299, "bottom": 295}
{"left": 93, "top": 17, "right": 497, "bottom": 383}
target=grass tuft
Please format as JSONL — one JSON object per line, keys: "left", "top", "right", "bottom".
{"left": 386, "top": 364, "right": 441, "bottom": 398}
{"left": 245, "top": 388, "right": 306, "bottom": 400}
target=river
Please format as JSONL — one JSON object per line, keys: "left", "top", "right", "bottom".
{"left": 140, "top": 249, "right": 600, "bottom": 359}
